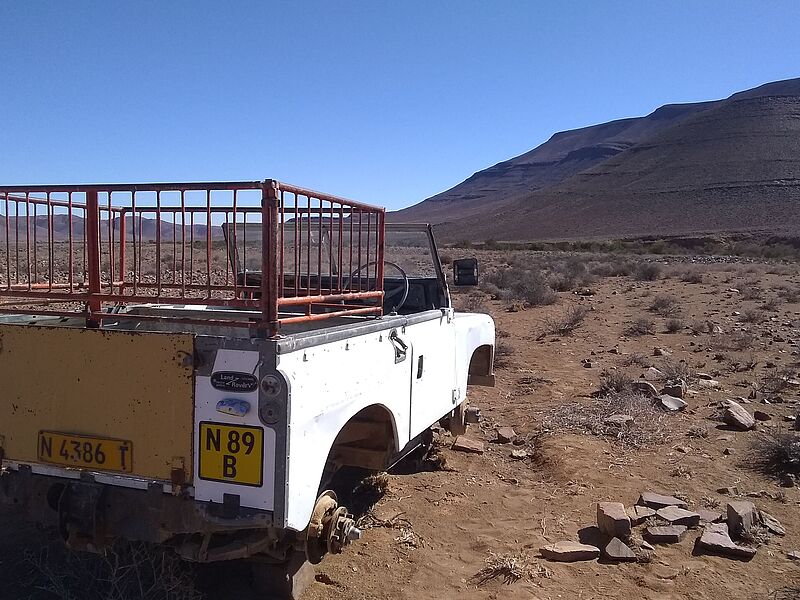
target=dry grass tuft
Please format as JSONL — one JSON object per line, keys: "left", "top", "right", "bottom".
{"left": 471, "top": 552, "right": 551, "bottom": 585}
{"left": 625, "top": 317, "right": 656, "bottom": 337}
{"left": 649, "top": 294, "right": 681, "bottom": 317}
{"left": 748, "top": 432, "right": 800, "bottom": 478}
{"left": 541, "top": 305, "right": 589, "bottom": 337}
{"left": 665, "top": 317, "right": 684, "bottom": 333}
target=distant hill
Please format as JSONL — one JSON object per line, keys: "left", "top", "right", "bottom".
{"left": 394, "top": 77, "right": 800, "bottom": 241}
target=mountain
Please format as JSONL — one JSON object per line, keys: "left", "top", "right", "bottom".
{"left": 394, "top": 77, "right": 800, "bottom": 241}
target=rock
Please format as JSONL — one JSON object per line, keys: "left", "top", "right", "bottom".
{"left": 787, "top": 550, "right": 800, "bottom": 560}
{"left": 696, "top": 372, "right": 714, "bottom": 380}
{"left": 510, "top": 449, "right": 528, "bottom": 460}
{"left": 609, "top": 347, "right": 620, "bottom": 355}
{"left": 632, "top": 380, "right": 659, "bottom": 398}
{"left": 644, "top": 367, "right": 665, "bottom": 381}
{"left": 656, "top": 506, "right": 701, "bottom": 527}
{"left": 723, "top": 400, "right": 756, "bottom": 431}
{"left": 727, "top": 501, "right": 758, "bottom": 538}
{"left": 697, "top": 510, "right": 724, "bottom": 524}
{"left": 717, "top": 486, "right": 741, "bottom": 496}
{"left": 697, "top": 522, "right": 756, "bottom": 559}
{"left": 697, "top": 379, "right": 721, "bottom": 389}
{"left": 723, "top": 447, "right": 735, "bottom": 455}
{"left": 753, "top": 410, "right": 771, "bottom": 421}
{"left": 603, "top": 537, "right": 637, "bottom": 562}
{"left": 712, "top": 324, "right": 725, "bottom": 334}
{"left": 597, "top": 502, "right": 632, "bottom": 539}
{"left": 779, "top": 473, "right": 796, "bottom": 488}
{"left": 638, "top": 492, "right": 688, "bottom": 510}
{"left": 760, "top": 511, "right": 785, "bottom": 536}
{"left": 604, "top": 414, "right": 634, "bottom": 427}
{"left": 653, "top": 347, "right": 672, "bottom": 357}
{"left": 540, "top": 541, "right": 600, "bottom": 562}
{"left": 659, "top": 394, "right": 687, "bottom": 411}
{"left": 661, "top": 381, "right": 687, "bottom": 399}
{"left": 452, "top": 436, "right": 485, "bottom": 454}
{"left": 644, "top": 525, "right": 687, "bottom": 544}
{"left": 626, "top": 505, "right": 656, "bottom": 525}
{"left": 496, "top": 427, "right": 516, "bottom": 444}
{"left": 582, "top": 360, "right": 594, "bottom": 368}
{"left": 675, "top": 445, "right": 691, "bottom": 454}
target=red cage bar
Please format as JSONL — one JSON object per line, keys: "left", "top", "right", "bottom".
{"left": 0, "top": 179, "right": 386, "bottom": 336}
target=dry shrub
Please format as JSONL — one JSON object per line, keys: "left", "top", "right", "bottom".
{"left": 739, "top": 308, "right": 766, "bottom": 323}
{"left": 748, "top": 432, "right": 800, "bottom": 478}
{"left": 633, "top": 263, "right": 662, "bottom": 281}
{"left": 649, "top": 294, "right": 681, "bottom": 317}
{"left": 778, "top": 287, "right": 800, "bottom": 303}
{"left": 760, "top": 367, "right": 798, "bottom": 394}
{"left": 456, "top": 291, "right": 489, "bottom": 313}
{"left": 762, "top": 296, "right": 783, "bottom": 312}
{"left": 493, "top": 340, "right": 514, "bottom": 369}
{"left": 740, "top": 280, "right": 763, "bottom": 300}
{"left": 686, "top": 425, "right": 709, "bottom": 439}
{"left": 484, "top": 266, "right": 556, "bottom": 307}
{"left": 712, "top": 331, "right": 756, "bottom": 351}
{"left": 625, "top": 317, "right": 656, "bottom": 337}
{"left": 543, "top": 391, "right": 671, "bottom": 448}
{"left": 770, "top": 587, "right": 800, "bottom": 600}
{"left": 598, "top": 370, "right": 633, "bottom": 395}
{"left": 541, "top": 305, "right": 589, "bottom": 337}
{"left": 680, "top": 270, "right": 704, "bottom": 284}
{"left": 658, "top": 359, "right": 691, "bottom": 382}
{"left": 28, "top": 542, "right": 202, "bottom": 600}
{"left": 665, "top": 318, "right": 684, "bottom": 333}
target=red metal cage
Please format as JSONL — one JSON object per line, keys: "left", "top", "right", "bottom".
{"left": 0, "top": 179, "right": 386, "bottom": 336}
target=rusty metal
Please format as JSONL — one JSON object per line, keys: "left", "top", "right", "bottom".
{"left": 0, "top": 180, "right": 385, "bottom": 334}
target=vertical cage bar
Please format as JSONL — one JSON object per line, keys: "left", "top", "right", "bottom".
{"left": 85, "top": 190, "right": 102, "bottom": 326}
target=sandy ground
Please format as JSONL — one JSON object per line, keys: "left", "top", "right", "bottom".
{"left": 1, "top": 253, "right": 799, "bottom": 599}
{"left": 303, "top": 256, "right": 800, "bottom": 600}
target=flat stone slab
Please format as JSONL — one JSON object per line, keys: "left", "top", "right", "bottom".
{"left": 727, "top": 501, "right": 758, "bottom": 537}
{"left": 697, "top": 523, "right": 756, "bottom": 560}
{"left": 638, "top": 492, "right": 688, "bottom": 510}
{"left": 627, "top": 505, "right": 656, "bottom": 526}
{"left": 644, "top": 525, "right": 687, "bottom": 544}
{"left": 597, "top": 502, "right": 632, "bottom": 539}
{"left": 540, "top": 541, "right": 600, "bottom": 562}
{"left": 697, "top": 510, "right": 724, "bottom": 524}
{"left": 496, "top": 427, "right": 516, "bottom": 444}
{"left": 760, "top": 511, "right": 786, "bottom": 536}
{"left": 451, "top": 436, "right": 485, "bottom": 454}
{"left": 603, "top": 537, "right": 637, "bottom": 562}
{"left": 659, "top": 394, "right": 687, "bottom": 411}
{"left": 604, "top": 414, "right": 634, "bottom": 427}
{"left": 632, "top": 380, "right": 659, "bottom": 398}
{"left": 723, "top": 400, "right": 755, "bottom": 431}
{"left": 656, "top": 506, "right": 701, "bottom": 527}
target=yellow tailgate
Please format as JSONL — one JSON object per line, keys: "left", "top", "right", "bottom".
{"left": 0, "top": 324, "right": 194, "bottom": 482}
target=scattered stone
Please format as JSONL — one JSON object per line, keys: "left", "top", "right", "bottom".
{"left": 644, "top": 525, "right": 687, "bottom": 544}
{"left": 727, "top": 501, "right": 758, "bottom": 538}
{"left": 661, "top": 381, "right": 687, "bottom": 399}
{"left": 753, "top": 410, "right": 771, "bottom": 422}
{"left": 712, "top": 324, "right": 725, "bottom": 334}
{"left": 644, "top": 367, "right": 665, "bottom": 381}
{"left": 697, "top": 522, "right": 756, "bottom": 559}
{"left": 632, "top": 380, "right": 659, "bottom": 398}
{"left": 674, "top": 445, "right": 691, "bottom": 454}
{"left": 696, "top": 372, "right": 714, "bottom": 380}
{"left": 638, "top": 492, "right": 688, "bottom": 509}
{"left": 597, "top": 502, "right": 632, "bottom": 539}
{"left": 697, "top": 379, "right": 721, "bottom": 389}
{"left": 540, "top": 541, "right": 600, "bottom": 562}
{"left": 609, "top": 347, "right": 620, "bottom": 355}
{"left": 510, "top": 449, "right": 529, "bottom": 460}
{"left": 656, "top": 506, "right": 701, "bottom": 527}
{"left": 603, "top": 537, "right": 637, "bottom": 562}
{"left": 451, "top": 436, "right": 485, "bottom": 454}
{"left": 653, "top": 347, "right": 672, "bottom": 357}
{"left": 604, "top": 414, "right": 634, "bottom": 427}
{"left": 723, "top": 447, "right": 735, "bottom": 456}
{"left": 723, "top": 400, "right": 756, "bottom": 431}
{"left": 697, "top": 510, "right": 723, "bottom": 524}
{"left": 626, "top": 505, "right": 656, "bottom": 526}
{"left": 787, "top": 550, "right": 800, "bottom": 560}
{"left": 659, "top": 394, "right": 687, "bottom": 411}
{"left": 760, "top": 511, "right": 785, "bottom": 536}
{"left": 496, "top": 427, "right": 516, "bottom": 444}
{"left": 717, "top": 486, "right": 741, "bottom": 496}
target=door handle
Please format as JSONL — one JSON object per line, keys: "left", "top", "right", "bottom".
{"left": 388, "top": 330, "right": 408, "bottom": 364}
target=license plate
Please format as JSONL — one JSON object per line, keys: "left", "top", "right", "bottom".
{"left": 38, "top": 431, "right": 133, "bottom": 473}
{"left": 198, "top": 422, "right": 264, "bottom": 487}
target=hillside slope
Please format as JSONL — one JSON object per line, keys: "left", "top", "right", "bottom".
{"left": 395, "top": 77, "right": 800, "bottom": 240}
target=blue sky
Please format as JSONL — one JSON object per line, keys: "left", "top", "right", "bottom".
{"left": 1, "top": 1, "right": 798, "bottom": 210}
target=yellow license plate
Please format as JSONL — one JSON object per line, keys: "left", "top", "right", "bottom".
{"left": 198, "top": 422, "right": 264, "bottom": 487}
{"left": 38, "top": 431, "right": 133, "bottom": 473}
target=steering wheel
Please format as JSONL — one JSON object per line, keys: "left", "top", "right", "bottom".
{"left": 347, "top": 260, "right": 410, "bottom": 313}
